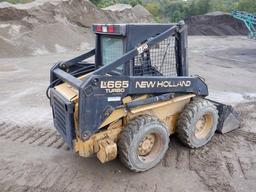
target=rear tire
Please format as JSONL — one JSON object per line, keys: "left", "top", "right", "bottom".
{"left": 118, "top": 115, "right": 169, "bottom": 172}
{"left": 176, "top": 97, "right": 218, "bottom": 148}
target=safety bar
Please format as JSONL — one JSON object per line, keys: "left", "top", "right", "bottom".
{"left": 53, "top": 68, "right": 82, "bottom": 89}
{"left": 51, "top": 23, "right": 182, "bottom": 89}
{"left": 59, "top": 49, "right": 96, "bottom": 69}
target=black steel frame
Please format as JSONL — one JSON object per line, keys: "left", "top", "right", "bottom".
{"left": 49, "top": 22, "right": 208, "bottom": 146}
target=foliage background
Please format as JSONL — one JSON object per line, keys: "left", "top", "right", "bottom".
{"left": 1, "top": 0, "right": 255, "bottom": 22}
{"left": 91, "top": 0, "right": 256, "bottom": 22}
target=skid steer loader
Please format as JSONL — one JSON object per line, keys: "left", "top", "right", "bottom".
{"left": 47, "top": 21, "right": 240, "bottom": 172}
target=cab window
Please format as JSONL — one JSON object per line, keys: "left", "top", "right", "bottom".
{"left": 101, "top": 36, "right": 124, "bottom": 73}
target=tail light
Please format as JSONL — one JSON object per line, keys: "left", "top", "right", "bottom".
{"left": 93, "top": 24, "right": 126, "bottom": 35}
{"left": 96, "top": 25, "right": 115, "bottom": 33}
{"left": 108, "top": 25, "right": 114, "bottom": 33}
{"left": 95, "top": 25, "right": 115, "bottom": 33}
{"left": 96, "top": 25, "right": 102, "bottom": 32}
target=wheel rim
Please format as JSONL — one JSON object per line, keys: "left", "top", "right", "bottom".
{"left": 138, "top": 133, "right": 163, "bottom": 163}
{"left": 195, "top": 113, "right": 213, "bottom": 139}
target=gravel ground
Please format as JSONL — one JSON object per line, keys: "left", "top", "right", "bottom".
{"left": 0, "top": 36, "right": 255, "bottom": 192}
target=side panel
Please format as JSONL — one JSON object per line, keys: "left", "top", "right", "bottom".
{"left": 128, "top": 95, "right": 193, "bottom": 134}
{"left": 78, "top": 75, "right": 208, "bottom": 138}
{"left": 90, "top": 76, "right": 208, "bottom": 96}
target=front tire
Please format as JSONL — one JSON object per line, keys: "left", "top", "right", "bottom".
{"left": 118, "top": 115, "right": 169, "bottom": 172}
{"left": 176, "top": 97, "right": 219, "bottom": 148}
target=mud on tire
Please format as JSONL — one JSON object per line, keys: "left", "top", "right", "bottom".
{"left": 176, "top": 97, "right": 219, "bottom": 148}
{"left": 118, "top": 115, "right": 169, "bottom": 172}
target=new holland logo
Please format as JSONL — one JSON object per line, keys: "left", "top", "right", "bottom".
{"left": 135, "top": 80, "right": 191, "bottom": 88}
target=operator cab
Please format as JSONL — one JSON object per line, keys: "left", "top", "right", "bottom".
{"left": 92, "top": 24, "right": 180, "bottom": 76}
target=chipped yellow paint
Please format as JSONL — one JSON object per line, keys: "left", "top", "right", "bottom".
{"left": 74, "top": 120, "right": 123, "bottom": 158}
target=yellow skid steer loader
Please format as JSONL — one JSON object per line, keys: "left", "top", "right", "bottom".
{"left": 47, "top": 22, "right": 240, "bottom": 172}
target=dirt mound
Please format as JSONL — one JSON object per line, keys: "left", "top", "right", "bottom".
{"left": 185, "top": 13, "right": 248, "bottom": 36}
{"left": 103, "top": 3, "right": 132, "bottom": 11}
{"left": 0, "top": 0, "right": 154, "bottom": 58}
{"left": 103, "top": 4, "right": 153, "bottom": 22}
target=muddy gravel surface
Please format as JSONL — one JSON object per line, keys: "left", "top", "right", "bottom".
{"left": 0, "top": 36, "right": 255, "bottom": 192}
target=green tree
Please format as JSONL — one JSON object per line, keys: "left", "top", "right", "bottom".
{"left": 237, "top": 0, "right": 256, "bottom": 13}
{"left": 144, "top": 2, "right": 160, "bottom": 17}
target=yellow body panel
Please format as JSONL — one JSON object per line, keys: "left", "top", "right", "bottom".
{"left": 55, "top": 83, "right": 78, "bottom": 101}
{"left": 74, "top": 120, "right": 123, "bottom": 158}
{"left": 128, "top": 94, "right": 194, "bottom": 134}
{"left": 99, "top": 108, "right": 127, "bottom": 128}
{"left": 54, "top": 73, "right": 90, "bottom": 101}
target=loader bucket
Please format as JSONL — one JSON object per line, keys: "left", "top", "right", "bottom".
{"left": 207, "top": 99, "right": 241, "bottom": 133}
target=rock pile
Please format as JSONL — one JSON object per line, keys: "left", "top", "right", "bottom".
{"left": 185, "top": 12, "right": 248, "bottom": 36}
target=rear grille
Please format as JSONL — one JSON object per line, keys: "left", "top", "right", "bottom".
{"left": 52, "top": 93, "right": 67, "bottom": 136}
{"left": 50, "top": 89, "right": 75, "bottom": 148}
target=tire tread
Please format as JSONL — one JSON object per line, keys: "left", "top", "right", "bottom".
{"left": 176, "top": 97, "right": 218, "bottom": 148}
{"left": 118, "top": 115, "right": 163, "bottom": 172}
